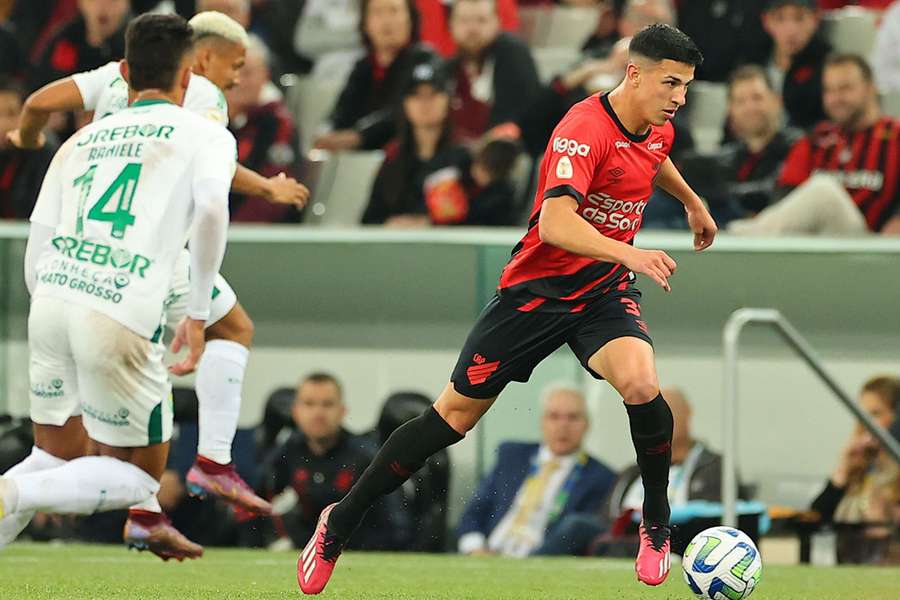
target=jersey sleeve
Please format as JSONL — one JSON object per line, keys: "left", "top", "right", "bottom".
{"left": 71, "top": 62, "right": 121, "bottom": 111}
{"left": 184, "top": 75, "right": 229, "bottom": 127}
{"left": 541, "top": 109, "right": 605, "bottom": 203}
{"left": 193, "top": 125, "right": 238, "bottom": 186}
{"left": 777, "top": 135, "right": 814, "bottom": 188}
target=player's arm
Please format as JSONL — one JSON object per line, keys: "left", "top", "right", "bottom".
{"left": 654, "top": 157, "right": 717, "bottom": 251}
{"left": 8, "top": 79, "right": 85, "bottom": 149}
{"left": 231, "top": 163, "right": 310, "bottom": 208}
{"left": 881, "top": 215, "right": 900, "bottom": 235}
{"left": 539, "top": 195, "right": 676, "bottom": 292}
{"left": 24, "top": 141, "right": 70, "bottom": 294}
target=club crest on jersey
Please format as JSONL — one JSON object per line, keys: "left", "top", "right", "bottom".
{"left": 556, "top": 156, "right": 574, "bottom": 179}
{"left": 553, "top": 136, "right": 590, "bottom": 157}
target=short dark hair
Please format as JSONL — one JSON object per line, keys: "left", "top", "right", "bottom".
{"left": 0, "top": 76, "right": 24, "bottom": 100}
{"left": 728, "top": 64, "right": 775, "bottom": 95}
{"left": 475, "top": 138, "right": 520, "bottom": 182}
{"left": 824, "top": 53, "right": 874, "bottom": 83}
{"left": 629, "top": 23, "right": 704, "bottom": 67}
{"left": 125, "top": 14, "right": 195, "bottom": 92}
{"left": 299, "top": 372, "right": 343, "bottom": 399}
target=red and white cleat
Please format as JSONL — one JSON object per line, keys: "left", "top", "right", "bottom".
{"left": 124, "top": 509, "right": 204, "bottom": 561}
{"left": 635, "top": 521, "right": 671, "bottom": 586}
{"left": 297, "top": 503, "right": 345, "bottom": 595}
{"left": 186, "top": 456, "right": 272, "bottom": 516}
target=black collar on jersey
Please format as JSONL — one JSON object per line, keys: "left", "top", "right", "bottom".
{"left": 599, "top": 93, "right": 652, "bottom": 143}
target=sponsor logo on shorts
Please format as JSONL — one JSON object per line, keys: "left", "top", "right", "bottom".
{"left": 31, "top": 378, "right": 65, "bottom": 399}
{"left": 81, "top": 403, "right": 131, "bottom": 427}
{"left": 467, "top": 354, "right": 501, "bottom": 386}
{"left": 553, "top": 136, "right": 591, "bottom": 157}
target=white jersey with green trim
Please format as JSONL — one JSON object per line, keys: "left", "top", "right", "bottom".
{"left": 72, "top": 61, "right": 229, "bottom": 126}
{"left": 29, "top": 99, "right": 237, "bottom": 339}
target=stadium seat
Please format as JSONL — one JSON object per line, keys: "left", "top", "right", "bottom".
{"left": 822, "top": 8, "right": 878, "bottom": 57}
{"left": 282, "top": 75, "right": 344, "bottom": 154}
{"left": 532, "top": 47, "right": 582, "bottom": 84}
{"left": 310, "top": 49, "right": 364, "bottom": 83}
{"left": 519, "top": 6, "right": 599, "bottom": 49}
{"left": 305, "top": 150, "right": 385, "bottom": 226}
{"left": 881, "top": 91, "right": 900, "bottom": 118}
{"left": 685, "top": 81, "right": 729, "bottom": 154}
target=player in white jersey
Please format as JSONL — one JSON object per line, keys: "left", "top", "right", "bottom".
{"left": 0, "top": 14, "right": 233, "bottom": 560}
{"left": 6, "top": 11, "right": 277, "bottom": 550}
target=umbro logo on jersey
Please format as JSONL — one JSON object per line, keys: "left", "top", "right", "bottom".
{"left": 615, "top": 140, "right": 631, "bottom": 149}
{"left": 609, "top": 167, "right": 626, "bottom": 178}
{"left": 467, "top": 355, "right": 501, "bottom": 385}
{"left": 553, "top": 136, "right": 591, "bottom": 157}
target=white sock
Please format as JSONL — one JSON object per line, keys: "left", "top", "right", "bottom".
{"left": 0, "top": 447, "right": 66, "bottom": 545}
{"left": 196, "top": 339, "right": 248, "bottom": 465}
{"left": 130, "top": 495, "right": 162, "bottom": 512}
{"left": 10, "top": 456, "right": 159, "bottom": 514}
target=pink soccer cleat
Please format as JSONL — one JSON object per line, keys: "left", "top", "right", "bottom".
{"left": 635, "top": 521, "right": 672, "bottom": 586}
{"left": 124, "top": 509, "right": 204, "bottom": 561}
{"left": 297, "top": 503, "right": 345, "bottom": 595}
{"left": 186, "top": 456, "right": 272, "bottom": 516}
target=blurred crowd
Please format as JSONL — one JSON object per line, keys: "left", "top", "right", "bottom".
{"left": 1, "top": 373, "right": 897, "bottom": 564}
{"left": 2, "top": 0, "right": 900, "bottom": 233}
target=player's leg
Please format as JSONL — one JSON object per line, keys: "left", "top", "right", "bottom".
{"left": 298, "top": 296, "right": 572, "bottom": 594}
{"left": 570, "top": 290, "right": 672, "bottom": 585}
{"left": 166, "top": 258, "right": 268, "bottom": 513}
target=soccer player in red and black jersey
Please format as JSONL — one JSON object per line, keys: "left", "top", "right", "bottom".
{"left": 297, "top": 24, "right": 717, "bottom": 594}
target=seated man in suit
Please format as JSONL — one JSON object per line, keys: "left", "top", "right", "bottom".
{"left": 456, "top": 385, "right": 616, "bottom": 557}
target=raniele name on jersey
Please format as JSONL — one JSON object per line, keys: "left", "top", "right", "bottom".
{"left": 499, "top": 93, "right": 676, "bottom": 313}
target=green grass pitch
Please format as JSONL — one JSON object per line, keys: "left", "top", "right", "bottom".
{"left": 1, "top": 542, "right": 899, "bottom": 599}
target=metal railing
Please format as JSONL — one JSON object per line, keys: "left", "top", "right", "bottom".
{"left": 722, "top": 308, "right": 900, "bottom": 527}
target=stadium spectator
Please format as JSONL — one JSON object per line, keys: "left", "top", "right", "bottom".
{"left": 729, "top": 54, "right": 900, "bottom": 235}
{"left": 0, "top": 12, "right": 22, "bottom": 79}
{"left": 685, "top": 65, "right": 800, "bottom": 225}
{"left": 744, "top": 0, "right": 830, "bottom": 130}
{"left": 811, "top": 376, "right": 900, "bottom": 564}
{"left": 447, "top": 0, "right": 540, "bottom": 143}
{"left": 872, "top": 1, "right": 900, "bottom": 94}
{"left": 416, "top": 0, "right": 519, "bottom": 57}
{"left": 196, "top": 0, "right": 250, "bottom": 27}
{"left": 291, "top": 0, "right": 361, "bottom": 71}
{"left": 29, "top": 0, "right": 130, "bottom": 92}
{"left": 313, "top": 0, "right": 433, "bottom": 152}
{"left": 456, "top": 385, "right": 616, "bottom": 557}
{"left": 225, "top": 36, "right": 303, "bottom": 223}
{"left": 362, "top": 60, "right": 518, "bottom": 226}
{"left": 0, "top": 78, "right": 57, "bottom": 219}
{"left": 676, "top": 0, "right": 769, "bottom": 83}
{"left": 259, "top": 373, "right": 411, "bottom": 551}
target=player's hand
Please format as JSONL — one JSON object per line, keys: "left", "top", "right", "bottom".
{"left": 687, "top": 206, "right": 717, "bottom": 251}
{"left": 169, "top": 318, "right": 206, "bottom": 376}
{"left": 623, "top": 247, "right": 677, "bottom": 292}
{"left": 265, "top": 173, "right": 310, "bottom": 208}
{"left": 6, "top": 129, "right": 46, "bottom": 150}
{"left": 313, "top": 129, "right": 362, "bottom": 151}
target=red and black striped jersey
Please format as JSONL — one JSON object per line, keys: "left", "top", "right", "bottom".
{"left": 498, "top": 93, "right": 675, "bottom": 313}
{"left": 778, "top": 117, "right": 900, "bottom": 231}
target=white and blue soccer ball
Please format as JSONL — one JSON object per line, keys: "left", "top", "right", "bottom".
{"left": 681, "top": 526, "right": 762, "bottom": 600}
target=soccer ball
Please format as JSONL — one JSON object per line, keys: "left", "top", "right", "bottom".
{"left": 681, "top": 526, "right": 762, "bottom": 599}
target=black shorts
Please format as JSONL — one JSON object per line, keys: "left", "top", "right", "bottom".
{"left": 450, "top": 287, "right": 653, "bottom": 399}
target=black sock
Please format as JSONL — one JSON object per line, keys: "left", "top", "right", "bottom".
{"left": 625, "top": 393, "right": 673, "bottom": 526}
{"left": 327, "top": 406, "right": 463, "bottom": 539}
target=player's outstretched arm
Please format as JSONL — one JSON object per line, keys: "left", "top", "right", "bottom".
{"left": 655, "top": 157, "right": 717, "bottom": 251}
{"left": 8, "top": 79, "right": 84, "bottom": 149}
{"left": 231, "top": 163, "right": 310, "bottom": 208}
{"left": 540, "top": 195, "right": 677, "bottom": 292}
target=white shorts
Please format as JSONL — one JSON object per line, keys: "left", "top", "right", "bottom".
{"left": 28, "top": 296, "right": 173, "bottom": 447}
{"left": 164, "top": 249, "right": 237, "bottom": 332}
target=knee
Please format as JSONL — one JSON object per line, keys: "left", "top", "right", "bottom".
{"left": 617, "top": 375, "right": 660, "bottom": 406}
{"left": 437, "top": 406, "right": 480, "bottom": 434}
